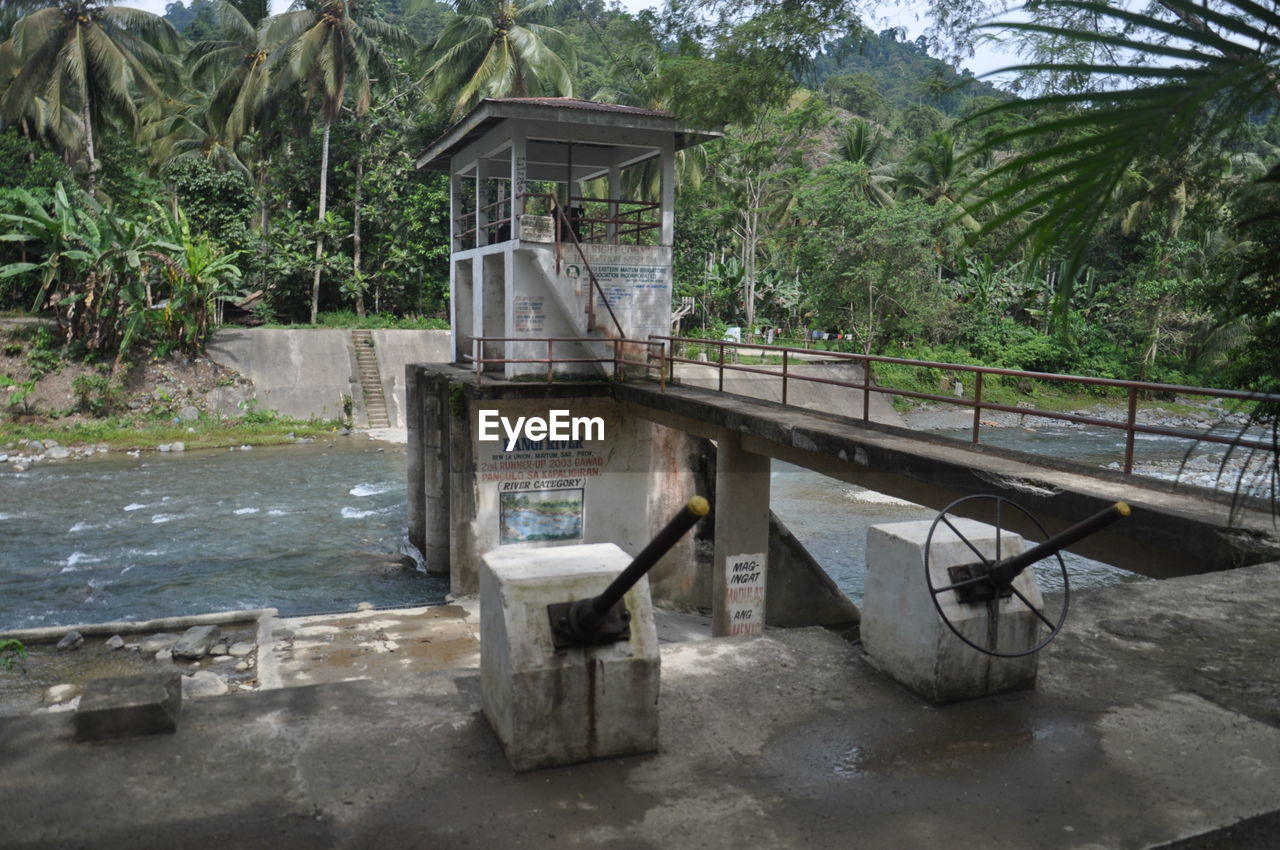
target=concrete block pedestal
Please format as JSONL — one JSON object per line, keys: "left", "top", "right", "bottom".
{"left": 862, "top": 518, "right": 1043, "bottom": 704}
{"left": 74, "top": 673, "right": 183, "bottom": 741}
{"left": 480, "top": 543, "right": 659, "bottom": 771}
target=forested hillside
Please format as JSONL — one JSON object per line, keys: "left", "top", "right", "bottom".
{"left": 2, "top": 0, "right": 1278, "bottom": 403}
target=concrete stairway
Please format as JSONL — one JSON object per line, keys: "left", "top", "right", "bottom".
{"left": 351, "top": 330, "right": 390, "bottom": 428}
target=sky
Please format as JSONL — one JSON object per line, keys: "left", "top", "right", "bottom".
{"left": 119, "top": 0, "right": 1020, "bottom": 79}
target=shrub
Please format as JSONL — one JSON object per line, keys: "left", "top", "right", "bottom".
{"left": 72, "top": 374, "right": 129, "bottom": 416}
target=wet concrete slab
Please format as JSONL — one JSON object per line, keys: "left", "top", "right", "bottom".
{"left": 263, "top": 603, "right": 483, "bottom": 689}
{"left": 1, "top": 564, "right": 1278, "bottom": 849}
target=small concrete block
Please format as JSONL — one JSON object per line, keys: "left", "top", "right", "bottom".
{"left": 74, "top": 673, "right": 183, "bottom": 742}
{"left": 862, "top": 519, "right": 1042, "bottom": 703}
{"left": 481, "top": 543, "right": 660, "bottom": 772}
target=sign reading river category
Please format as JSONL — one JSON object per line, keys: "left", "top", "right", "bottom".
{"left": 724, "top": 552, "right": 766, "bottom": 636}
{"left": 477, "top": 407, "right": 608, "bottom": 545}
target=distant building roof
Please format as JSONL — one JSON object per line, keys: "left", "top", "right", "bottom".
{"left": 415, "top": 97, "right": 721, "bottom": 171}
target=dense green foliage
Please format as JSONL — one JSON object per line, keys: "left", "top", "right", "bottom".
{"left": 0, "top": 0, "right": 1276, "bottom": 411}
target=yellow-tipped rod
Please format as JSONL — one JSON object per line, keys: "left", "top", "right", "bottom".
{"left": 989, "top": 501, "right": 1131, "bottom": 586}
{"left": 586, "top": 496, "right": 711, "bottom": 624}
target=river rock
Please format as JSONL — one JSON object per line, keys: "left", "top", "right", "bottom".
{"left": 57, "top": 631, "right": 84, "bottom": 651}
{"left": 46, "top": 446, "right": 71, "bottom": 460}
{"left": 228, "top": 642, "right": 255, "bottom": 658}
{"left": 172, "top": 625, "right": 221, "bottom": 659}
{"left": 41, "top": 696, "right": 80, "bottom": 714}
{"left": 155, "top": 648, "right": 173, "bottom": 662}
{"left": 104, "top": 634, "right": 125, "bottom": 650}
{"left": 139, "top": 633, "right": 178, "bottom": 653}
{"left": 178, "top": 406, "right": 199, "bottom": 422}
{"left": 158, "top": 444, "right": 171, "bottom": 452}
{"left": 234, "top": 660, "right": 251, "bottom": 672}
{"left": 0, "top": 454, "right": 9, "bottom": 463}
{"left": 43, "top": 683, "right": 79, "bottom": 705}
{"left": 170, "top": 441, "right": 185, "bottom": 452}
{"left": 209, "top": 643, "right": 228, "bottom": 656}
{"left": 355, "top": 601, "right": 374, "bottom": 612}
{"left": 24, "top": 439, "right": 43, "bottom": 452}
{"left": 182, "top": 671, "right": 229, "bottom": 699}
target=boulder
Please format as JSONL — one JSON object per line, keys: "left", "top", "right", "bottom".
{"left": 46, "top": 446, "right": 71, "bottom": 460}
{"left": 182, "top": 671, "right": 229, "bottom": 699}
{"left": 155, "top": 648, "right": 173, "bottom": 662}
{"left": 178, "top": 406, "right": 199, "bottom": 422}
{"left": 104, "top": 635, "right": 125, "bottom": 650}
{"left": 172, "top": 625, "right": 221, "bottom": 659}
{"left": 139, "top": 633, "right": 179, "bottom": 654}
{"left": 355, "top": 602, "right": 374, "bottom": 612}
{"left": 209, "top": 643, "right": 228, "bottom": 656}
{"left": 227, "top": 642, "right": 255, "bottom": 658}
{"left": 56, "top": 631, "right": 84, "bottom": 651}
{"left": 43, "top": 683, "right": 80, "bottom": 705}
{"left": 170, "top": 441, "right": 185, "bottom": 453}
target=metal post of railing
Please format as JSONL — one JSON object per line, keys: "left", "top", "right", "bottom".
{"left": 972, "top": 371, "right": 983, "bottom": 445}
{"left": 547, "top": 338, "right": 554, "bottom": 385}
{"left": 668, "top": 339, "right": 675, "bottom": 384}
{"left": 718, "top": 342, "right": 726, "bottom": 393}
{"left": 862, "top": 357, "right": 871, "bottom": 422}
{"left": 659, "top": 343, "right": 667, "bottom": 392}
{"left": 475, "top": 337, "right": 483, "bottom": 383}
{"left": 614, "top": 338, "right": 622, "bottom": 381}
{"left": 1124, "top": 385, "right": 1138, "bottom": 474}
{"left": 782, "top": 349, "right": 789, "bottom": 406}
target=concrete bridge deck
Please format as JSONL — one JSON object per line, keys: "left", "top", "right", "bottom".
{"left": 2, "top": 563, "right": 1278, "bottom": 849}
{"left": 612, "top": 377, "right": 1280, "bottom": 578}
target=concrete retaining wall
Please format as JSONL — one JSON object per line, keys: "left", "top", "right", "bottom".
{"left": 370, "top": 330, "right": 451, "bottom": 428}
{"left": 207, "top": 328, "right": 450, "bottom": 427}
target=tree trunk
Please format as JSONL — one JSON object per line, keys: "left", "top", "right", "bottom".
{"left": 82, "top": 97, "right": 98, "bottom": 200}
{"left": 352, "top": 148, "right": 365, "bottom": 318}
{"left": 311, "top": 120, "right": 331, "bottom": 324}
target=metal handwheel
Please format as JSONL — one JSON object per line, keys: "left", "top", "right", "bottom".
{"left": 924, "top": 494, "right": 1071, "bottom": 658}
{"left": 923, "top": 495, "right": 1130, "bottom": 658}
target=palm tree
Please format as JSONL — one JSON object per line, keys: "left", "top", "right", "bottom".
{"left": 963, "top": 0, "right": 1280, "bottom": 504}
{"left": 145, "top": 89, "right": 255, "bottom": 180}
{"left": 899, "top": 131, "right": 981, "bottom": 231}
{"left": 186, "top": 0, "right": 276, "bottom": 149}
{"left": 264, "top": 0, "right": 408, "bottom": 323}
{"left": 0, "top": 1, "right": 179, "bottom": 198}
{"left": 832, "top": 119, "right": 897, "bottom": 207}
{"left": 423, "top": 0, "right": 575, "bottom": 121}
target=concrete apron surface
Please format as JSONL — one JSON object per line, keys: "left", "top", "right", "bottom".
{"left": 3, "top": 565, "right": 1280, "bottom": 849}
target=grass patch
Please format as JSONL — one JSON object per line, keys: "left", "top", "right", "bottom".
{"left": 263, "top": 311, "right": 449, "bottom": 331}
{"left": 0, "top": 413, "right": 341, "bottom": 451}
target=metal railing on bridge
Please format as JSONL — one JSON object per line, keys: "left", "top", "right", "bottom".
{"left": 464, "top": 334, "right": 1279, "bottom": 476}
{"left": 651, "top": 335, "right": 1280, "bottom": 475}
{"left": 468, "top": 337, "right": 667, "bottom": 387}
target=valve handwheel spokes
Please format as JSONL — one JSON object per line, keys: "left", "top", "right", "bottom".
{"left": 924, "top": 494, "right": 1070, "bottom": 658}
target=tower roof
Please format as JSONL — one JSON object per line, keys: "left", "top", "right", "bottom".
{"left": 415, "top": 98, "right": 721, "bottom": 171}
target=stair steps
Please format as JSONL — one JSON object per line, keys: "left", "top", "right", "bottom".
{"left": 352, "top": 330, "right": 390, "bottom": 428}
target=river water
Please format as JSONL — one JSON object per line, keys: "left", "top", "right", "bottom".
{"left": 0, "top": 439, "right": 443, "bottom": 631}
{"left": 2, "top": 418, "right": 1271, "bottom": 630}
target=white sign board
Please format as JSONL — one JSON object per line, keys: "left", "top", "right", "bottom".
{"left": 724, "top": 552, "right": 766, "bottom": 636}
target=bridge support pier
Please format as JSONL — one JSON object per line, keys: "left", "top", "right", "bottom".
{"left": 713, "top": 434, "right": 771, "bottom": 637}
